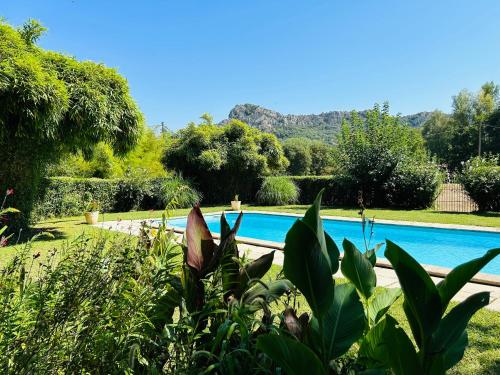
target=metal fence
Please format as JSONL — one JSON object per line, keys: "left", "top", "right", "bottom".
{"left": 434, "top": 183, "right": 478, "bottom": 213}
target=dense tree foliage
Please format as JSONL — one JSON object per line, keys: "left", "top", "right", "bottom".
{"left": 335, "top": 103, "right": 438, "bottom": 206}
{"left": 47, "top": 128, "right": 169, "bottom": 179}
{"left": 282, "top": 138, "right": 335, "bottom": 176}
{"left": 422, "top": 82, "right": 500, "bottom": 170}
{"left": 162, "top": 117, "right": 288, "bottom": 202}
{"left": 0, "top": 20, "right": 143, "bottom": 224}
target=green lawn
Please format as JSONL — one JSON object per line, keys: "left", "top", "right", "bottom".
{"left": 2, "top": 206, "right": 499, "bottom": 374}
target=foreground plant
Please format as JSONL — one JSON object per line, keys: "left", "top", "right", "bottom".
{"left": 257, "top": 190, "right": 499, "bottom": 375}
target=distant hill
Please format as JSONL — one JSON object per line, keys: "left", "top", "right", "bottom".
{"left": 221, "top": 104, "right": 432, "bottom": 143}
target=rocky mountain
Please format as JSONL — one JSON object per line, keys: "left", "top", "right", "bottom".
{"left": 222, "top": 104, "right": 432, "bottom": 143}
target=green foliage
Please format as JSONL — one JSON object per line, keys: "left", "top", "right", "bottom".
{"left": 257, "top": 192, "right": 498, "bottom": 374}
{"left": 0, "top": 20, "right": 142, "bottom": 226}
{"left": 288, "top": 176, "right": 333, "bottom": 204}
{"left": 0, "top": 229, "right": 182, "bottom": 373}
{"left": 335, "top": 103, "right": 436, "bottom": 207}
{"left": 47, "top": 128, "right": 169, "bottom": 179}
{"left": 256, "top": 176, "right": 299, "bottom": 205}
{"left": 162, "top": 175, "right": 201, "bottom": 208}
{"left": 383, "top": 161, "right": 443, "bottom": 209}
{"left": 34, "top": 176, "right": 202, "bottom": 218}
{"left": 163, "top": 118, "right": 288, "bottom": 203}
{"left": 283, "top": 138, "right": 336, "bottom": 176}
{"left": 460, "top": 156, "right": 500, "bottom": 211}
{"left": 422, "top": 82, "right": 500, "bottom": 170}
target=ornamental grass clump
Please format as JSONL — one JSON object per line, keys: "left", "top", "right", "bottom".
{"left": 257, "top": 176, "right": 299, "bottom": 205}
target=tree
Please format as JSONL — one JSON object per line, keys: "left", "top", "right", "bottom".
{"left": 162, "top": 118, "right": 288, "bottom": 202}
{"left": 0, "top": 20, "right": 143, "bottom": 225}
{"left": 422, "top": 82, "right": 500, "bottom": 170}
{"left": 283, "top": 138, "right": 312, "bottom": 175}
{"left": 335, "top": 103, "right": 429, "bottom": 206}
{"left": 283, "top": 138, "right": 335, "bottom": 176}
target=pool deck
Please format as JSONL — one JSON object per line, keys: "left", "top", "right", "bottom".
{"left": 95, "top": 216, "right": 500, "bottom": 312}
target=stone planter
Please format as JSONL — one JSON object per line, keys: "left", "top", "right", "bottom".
{"left": 84, "top": 211, "right": 99, "bottom": 225}
{"left": 231, "top": 201, "right": 241, "bottom": 211}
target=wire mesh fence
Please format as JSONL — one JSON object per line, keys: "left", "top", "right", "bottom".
{"left": 434, "top": 183, "right": 478, "bottom": 213}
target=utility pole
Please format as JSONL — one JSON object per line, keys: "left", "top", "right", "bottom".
{"left": 161, "top": 121, "right": 165, "bottom": 134}
{"left": 478, "top": 122, "right": 482, "bottom": 157}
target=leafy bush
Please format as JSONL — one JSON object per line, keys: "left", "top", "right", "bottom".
{"left": 35, "top": 177, "right": 118, "bottom": 218}
{"left": 162, "top": 176, "right": 201, "bottom": 208}
{"left": 163, "top": 118, "right": 288, "bottom": 203}
{"left": 384, "top": 161, "right": 443, "bottom": 209}
{"left": 35, "top": 176, "right": 203, "bottom": 218}
{"left": 461, "top": 157, "right": 500, "bottom": 211}
{"left": 257, "top": 176, "right": 299, "bottom": 205}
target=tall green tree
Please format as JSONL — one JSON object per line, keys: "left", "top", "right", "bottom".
{"left": 0, "top": 20, "right": 143, "bottom": 225}
{"left": 422, "top": 82, "right": 500, "bottom": 170}
{"left": 335, "top": 103, "right": 429, "bottom": 206}
{"left": 283, "top": 138, "right": 335, "bottom": 176}
{"left": 163, "top": 118, "right": 288, "bottom": 202}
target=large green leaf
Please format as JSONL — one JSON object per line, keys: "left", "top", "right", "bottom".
{"left": 384, "top": 240, "right": 441, "bottom": 349}
{"left": 257, "top": 334, "right": 327, "bottom": 375}
{"left": 283, "top": 219, "right": 334, "bottom": 317}
{"left": 207, "top": 211, "right": 243, "bottom": 274}
{"left": 367, "top": 287, "right": 401, "bottom": 326}
{"left": 437, "top": 248, "right": 500, "bottom": 311}
{"left": 239, "top": 251, "right": 275, "bottom": 284}
{"left": 431, "top": 292, "right": 490, "bottom": 370}
{"left": 341, "top": 239, "right": 377, "bottom": 299}
{"left": 241, "top": 279, "right": 292, "bottom": 312}
{"left": 185, "top": 206, "right": 216, "bottom": 275}
{"left": 309, "top": 283, "right": 365, "bottom": 360}
{"left": 301, "top": 190, "right": 335, "bottom": 272}
{"left": 325, "top": 232, "right": 340, "bottom": 274}
{"left": 359, "top": 315, "right": 421, "bottom": 375}
{"left": 220, "top": 212, "right": 241, "bottom": 297}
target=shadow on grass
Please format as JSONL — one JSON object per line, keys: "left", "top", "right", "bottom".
{"left": 430, "top": 211, "right": 500, "bottom": 218}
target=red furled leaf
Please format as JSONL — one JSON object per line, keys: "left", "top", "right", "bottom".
{"left": 186, "top": 205, "right": 216, "bottom": 274}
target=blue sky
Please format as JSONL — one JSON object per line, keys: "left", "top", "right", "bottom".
{"left": 3, "top": 0, "right": 500, "bottom": 130}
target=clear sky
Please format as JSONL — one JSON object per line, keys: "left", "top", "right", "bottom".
{"left": 2, "top": 0, "right": 500, "bottom": 130}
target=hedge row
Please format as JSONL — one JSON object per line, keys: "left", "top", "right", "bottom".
{"left": 461, "top": 162, "right": 500, "bottom": 211}
{"left": 34, "top": 176, "right": 200, "bottom": 219}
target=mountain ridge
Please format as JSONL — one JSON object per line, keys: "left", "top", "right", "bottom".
{"left": 221, "top": 104, "right": 433, "bottom": 143}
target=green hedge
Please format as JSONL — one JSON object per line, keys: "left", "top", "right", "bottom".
{"left": 461, "top": 161, "right": 500, "bottom": 211}
{"left": 34, "top": 176, "right": 201, "bottom": 219}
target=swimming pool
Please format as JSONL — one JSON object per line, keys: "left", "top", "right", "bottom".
{"left": 166, "top": 212, "right": 500, "bottom": 275}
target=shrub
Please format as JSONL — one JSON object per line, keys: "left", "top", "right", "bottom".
{"left": 162, "top": 176, "right": 201, "bottom": 208}
{"left": 34, "top": 176, "right": 203, "bottom": 219}
{"left": 461, "top": 157, "right": 500, "bottom": 211}
{"left": 35, "top": 177, "right": 118, "bottom": 219}
{"left": 257, "top": 176, "right": 299, "bottom": 205}
{"left": 383, "top": 162, "right": 443, "bottom": 209}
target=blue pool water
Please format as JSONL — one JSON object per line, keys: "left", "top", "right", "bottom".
{"left": 166, "top": 212, "right": 500, "bottom": 275}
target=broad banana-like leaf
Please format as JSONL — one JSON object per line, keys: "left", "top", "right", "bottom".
{"left": 437, "top": 248, "right": 499, "bottom": 312}
{"left": 257, "top": 334, "right": 327, "bottom": 375}
{"left": 385, "top": 240, "right": 441, "bottom": 349}
{"left": 325, "top": 232, "right": 341, "bottom": 274}
{"left": 431, "top": 292, "right": 490, "bottom": 371}
{"left": 237, "top": 251, "right": 275, "bottom": 296}
{"left": 283, "top": 218, "right": 334, "bottom": 317}
{"left": 301, "top": 190, "right": 337, "bottom": 273}
{"left": 359, "top": 315, "right": 421, "bottom": 375}
{"left": 341, "top": 239, "right": 377, "bottom": 299}
{"left": 220, "top": 212, "right": 241, "bottom": 297}
{"left": 185, "top": 206, "right": 216, "bottom": 275}
{"left": 283, "top": 307, "right": 305, "bottom": 339}
{"left": 241, "top": 279, "right": 292, "bottom": 312}
{"left": 309, "top": 283, "right": 365, "bottom": 360}
{"left": 367, "top": 287, "right": 401, "bottom": 326}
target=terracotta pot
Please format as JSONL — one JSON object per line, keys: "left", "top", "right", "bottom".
{"left": 84, "top": 211, "right": 99, "bottom": 225}
{"left": 231, "top": 201, "right": 241, "bottom": 211}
